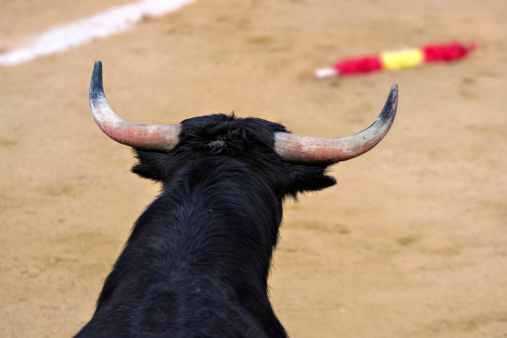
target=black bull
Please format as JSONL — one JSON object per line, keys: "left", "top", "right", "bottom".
{"left": 76, "top": 62, "right": 397, "bottom": 337}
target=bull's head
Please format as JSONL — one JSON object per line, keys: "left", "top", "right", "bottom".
{"left": 89, "top": 61, "right": 397, "bottom": 163}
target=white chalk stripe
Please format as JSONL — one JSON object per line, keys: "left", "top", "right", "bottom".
{"left": 0, "top": 0, "right": 195, "bottom": 66}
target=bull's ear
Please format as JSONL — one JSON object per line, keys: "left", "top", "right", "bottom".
{"left": 131, "top": 150, "right": 166, "bottom": 181}
{"left": 293, "top": 173, "right": 336, "bottom": 193}
{"left": 279, "top": 163, "right": 337, "bottom": 198}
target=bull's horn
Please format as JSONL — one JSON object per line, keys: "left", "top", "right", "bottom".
{"left": 89, "top": 61, "right": 181, "bottom": 151}
{"left": 274, "top": 84, "right": 398, "bottom": 163}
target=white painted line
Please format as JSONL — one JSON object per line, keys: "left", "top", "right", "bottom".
{"left": 0, "top": 0, "right": 195, "bottom": 66}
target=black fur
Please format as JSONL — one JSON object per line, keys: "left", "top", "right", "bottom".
{"left": 76, "top": 114, "right": 336, "bottom": 337}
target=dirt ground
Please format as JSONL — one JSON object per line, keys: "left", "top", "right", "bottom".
{"left": 1, "top": 0, "right": 506, "bottom": 337}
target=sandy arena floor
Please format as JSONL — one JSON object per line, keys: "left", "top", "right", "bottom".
{"left": 1, "top": 0, "right": 506, "bottom": 337}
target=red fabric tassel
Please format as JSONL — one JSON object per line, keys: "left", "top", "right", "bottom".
{"left": 422, "top": 43, "right": 475, "bottom": 63}
{"left": 333, "top": 56, "right": 383, "bottom": 75}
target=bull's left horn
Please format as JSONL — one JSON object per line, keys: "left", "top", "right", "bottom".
{"left": 89, "top": 61, "right": 181, "bottom": 151}
{"left": 274, "top": 84, "right": 398, "bottom": 163}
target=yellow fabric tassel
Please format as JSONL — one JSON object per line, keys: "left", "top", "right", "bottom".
{"left": 381, "top": 49, "right": 424, "bottom": 70}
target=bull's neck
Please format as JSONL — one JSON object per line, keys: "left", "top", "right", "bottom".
{"left": 131, "top": 159, "right": 283, "bottom": 288}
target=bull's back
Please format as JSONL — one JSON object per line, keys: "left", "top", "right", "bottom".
{"left": 76, "top": 279, "right": 271, "bottom": 338}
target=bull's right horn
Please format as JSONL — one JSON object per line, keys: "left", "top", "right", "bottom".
{"left": 274, "top": 85, "right": 398, "bottom": 163}
{"left": 89, "top": 61, "right": 181, "bottom": 151}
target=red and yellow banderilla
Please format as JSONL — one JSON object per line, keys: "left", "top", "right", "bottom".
{"left": 315, "top": 42, "right": 476, "bottom": 78}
